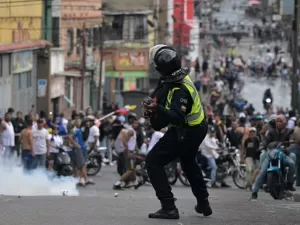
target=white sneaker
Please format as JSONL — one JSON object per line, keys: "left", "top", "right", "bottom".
{"left": 103, "top": 158, "right": 109, "bottom": 163}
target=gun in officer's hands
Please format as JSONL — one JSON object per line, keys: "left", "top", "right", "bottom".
{"left": 142, "top": 97, "right": 157, "bottom": 118}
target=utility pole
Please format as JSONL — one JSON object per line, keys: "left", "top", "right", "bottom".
{"left": 81, "top": 23, "right": 86, "bottom": 110}
{"left": 97, "top": 26, "right": 104, "bottom": 111}
{"left": 291, "top": 0, "right": 299, "bottom": 111}
{"left": 178, "top": 1, "right": 184, "bottom": 59}
{"left": 155, "top": 0, "right": 160, "bottom": 45}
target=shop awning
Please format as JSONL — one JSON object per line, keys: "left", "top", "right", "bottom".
{"left": 248, "top": 0, "right": 261, "bottom": 5}
{"left": 0, "top": 40, "right": 52, "bottom": 53}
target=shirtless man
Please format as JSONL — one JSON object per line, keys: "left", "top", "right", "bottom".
{"left": 113, "top": 126, "right": 136, "bottom": 189}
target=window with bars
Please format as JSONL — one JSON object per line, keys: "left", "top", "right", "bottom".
{"left": 67, "top": 28, "right": 74, "bottom": 56}
{"left": 52, "top": 17, "right": 60, "bottom": 47}
{"left": 104, "top": 15, "right": 148, "bottom": 41}
{"left": 104, "top": 15, "right": 124, "bottom": 41}
{"left": 76, "top": 29, "right": 82, "bottom": 55}
{"left": 127, "top": 15, "right": 148, "bottom": 40}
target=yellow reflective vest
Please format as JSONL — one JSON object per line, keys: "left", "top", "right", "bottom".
{"left": 165, "top": 75, "right": 205, "bottom": 126}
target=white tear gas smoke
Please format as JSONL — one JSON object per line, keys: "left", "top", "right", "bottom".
{"left": 0, "top": 157, "right": 79, "bottom": 196}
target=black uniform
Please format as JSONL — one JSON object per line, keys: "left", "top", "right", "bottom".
{"left": 144, "top": 44, "right": 212, "bottom": 220}
{"left": 146, "top": 84, "right": 209, "bottom": 201}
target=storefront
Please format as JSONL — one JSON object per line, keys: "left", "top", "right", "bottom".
{"left": 103, "top": 48, "right": 149, "bottom": 103}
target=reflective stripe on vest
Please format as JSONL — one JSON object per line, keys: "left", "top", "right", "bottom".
{"left": 165, "top": 76, "right": 204, "bottom": 126}
{"left": 180, "top": 78, "right": 203, "bottom": 123}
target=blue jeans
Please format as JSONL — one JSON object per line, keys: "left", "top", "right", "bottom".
{"left": 253, "top": 152, "right": 296, "bottom": 193}
{"left": 22, "top": 150, "right": 34, "bottom": 171}
{"left": 260, "top": 150, "right": 297, "bottom": 165}
{"left": 32, "top": 154, "right": 46, "bottom": 169}
{"left": 207, "top": 157, "right": 217, "bottom": 184}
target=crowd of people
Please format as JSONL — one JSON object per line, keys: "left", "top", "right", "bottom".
{"left": 0, "top": 107, "right": 104, "bottom": 186}
{"left": 0, "top": 43, "right": 299, "bottom": 201}
{"left": 192, "top": 40, "right": 300, "bottom": 200}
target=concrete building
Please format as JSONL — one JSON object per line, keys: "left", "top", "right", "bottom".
{"left": 101, "top": 0, "right": 155, "bottom": 105}
{"left": 51, "top": 0, "right": 103, "bottom": 112}
{"left": 0, "top": 0, "right": 52, "bottom": 116}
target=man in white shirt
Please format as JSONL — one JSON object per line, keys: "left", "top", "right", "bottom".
{"left": 32, "top": 118, "right": 50, "bottom": 169}
{"left": 1, "top": 113, "right": 15, "bottom": 158}
{"left": 86, "top": 116, "right": 100, "bottom": 151}
{"left": 148, "top": 128, "right": 167, "bottom": 153}
{"left": 48, "top": 125, "right": 63, "bottom": 171}
{"left": 199, "top": 126, "right": 219, "bottom": 187}
{"left": 214, "top": 77, "right": 224, "bottom": 93}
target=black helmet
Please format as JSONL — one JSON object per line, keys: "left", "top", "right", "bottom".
{"left": 149, "top": 45, "right": 184, "bottom": 81}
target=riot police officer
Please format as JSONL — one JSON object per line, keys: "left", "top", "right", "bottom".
{"left": 142, "top": 45, "right": 212, "bottom": 219}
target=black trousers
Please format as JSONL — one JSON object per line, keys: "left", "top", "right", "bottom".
{"left": 146, "top": 121, "right": 209, "bottom": 201}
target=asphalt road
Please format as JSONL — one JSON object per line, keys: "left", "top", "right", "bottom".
{"left": 211, "top": 0, "right": 293, "bottom": 112}
{"left": 0, "top": 165, "right": 300, "bottom": 225}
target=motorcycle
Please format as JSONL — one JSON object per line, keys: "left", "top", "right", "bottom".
{"left": 165, "top": 161, "right": 190, "bottom": 186}
{"left": 86, "top": 147, "right": 104, "bottom": 176}
{"left": 199, "top": 149, "right": 231, "bottom": 185}
{"left": 229, "top": 145, "right": 247, "bottom": 189}
{"left": 266, "top": 142, "right": 291, "bottom": 200}
{"left": 54, "top": 146, "right": 73, "bottom": 177}
{"left": 263, "top": 97, "right": 272, "bottom": 111}
{"left": 200, "top": 139, "right": 247, "bottom": 189}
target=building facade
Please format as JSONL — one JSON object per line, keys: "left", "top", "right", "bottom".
{"left": 51, "top": 0, "right": 103, "bottom": 111}
{"left": 101, "top": 0, "right": 155, "bottom": 104}
{"left": 0, "top": 0, "right": 52, "bottom": 116}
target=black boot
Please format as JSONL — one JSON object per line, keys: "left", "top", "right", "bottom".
{"left": 287, "top": 183, "right": 296, "bottom": 192}
{"left": 194, "top": 199, "right": 212, "bottom": 217}
{"left": 148, "top": 198, "right": 179, "bottom": 219}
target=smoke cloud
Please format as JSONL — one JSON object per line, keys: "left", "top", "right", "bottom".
{"left": 0, "top": 157, "right": 79, "bottom": 196}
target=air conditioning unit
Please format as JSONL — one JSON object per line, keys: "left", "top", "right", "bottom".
{"left": 38, "top": 47, "right": 50, "bottom": 58}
